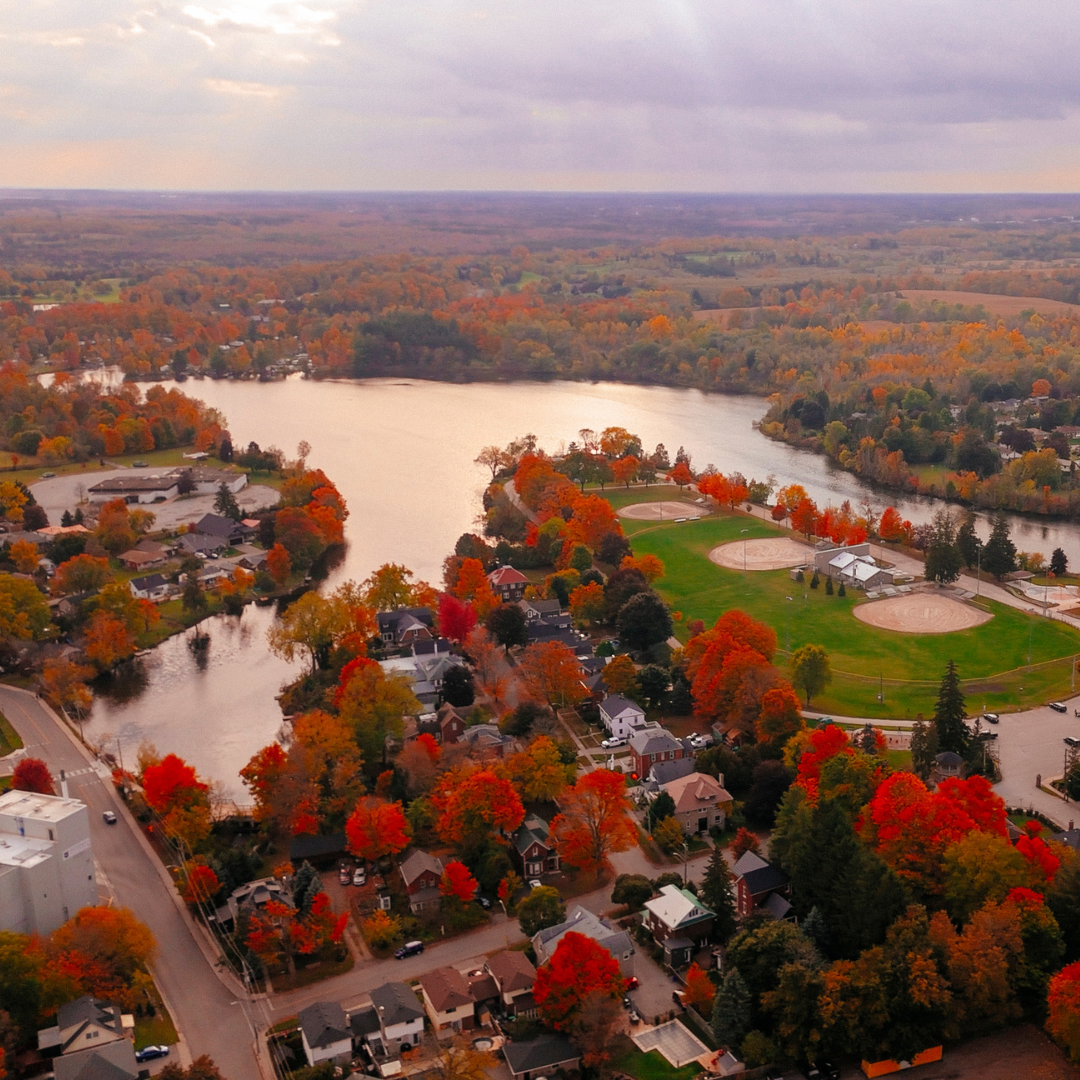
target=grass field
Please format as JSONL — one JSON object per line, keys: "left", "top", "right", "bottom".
{"left": 620, "top": 509, "right": 1080, "bottom": 719}
{"left": 0, "top": 711, "right": 23, "bottom": 756}
{"left": 614, "top": 1043, "right": 702, "bottom": 1080}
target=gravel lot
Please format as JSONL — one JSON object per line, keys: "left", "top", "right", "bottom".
{"left": 30, "top": 468, "right": 279, "bottom": 530}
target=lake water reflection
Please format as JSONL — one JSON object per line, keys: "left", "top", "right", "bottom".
{"left": 79, "top": 377, "right": 1080, "bottom": 795}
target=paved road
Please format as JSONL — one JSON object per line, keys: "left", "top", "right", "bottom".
{"left": 0, "top": 687, "right": 263, "bottom": 1080}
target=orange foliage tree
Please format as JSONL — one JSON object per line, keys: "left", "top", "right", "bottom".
{"left": 684, "top": 962, "right": 715, "bottom": 1012}
{"left": 518, "top": 640, "right": 587, "bottom": 709}
{"left": 431, "top": 767, "right": 525, "bottom": 847}
{"left": 1048, "top": 961, "right": 1080, "bottom": 1064}
{"left": 266, "top": 543, "right": 292, "bottom": 585}
{"left": 55, "top": 553, "right": 112, "bottom": 595}
{"left": 551, "top": 769, "right": 636, "bottom": 874}
{"left": 534, "top": 930, "right": 625, "bottom": 1030}
{"left": 345, "top": 798, "right": 411, "bottom": 862}
{"left": 84, "top": 610, "right": 136, "bottom": 670}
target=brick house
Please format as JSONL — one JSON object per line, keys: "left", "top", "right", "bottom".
{"left": 628, "top": 723, "right": 685, "bottom": 778}
{"left": 732, "top": 851, "right": 791, "bottom": 919}
{"left": 488, "top": 565, "right": 529, "bottom": 602}
{"left": 643, "top": 884, "right": 716, "bottom": 967}
{"left": 512, "top": 815, "right": 560, "bottom": 879}
{"left": 399, "top": 849, "right": 444, "bottom": 913}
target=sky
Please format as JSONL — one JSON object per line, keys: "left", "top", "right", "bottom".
{"left": 4, "top": 0, "right": 1080, "bottom": 192}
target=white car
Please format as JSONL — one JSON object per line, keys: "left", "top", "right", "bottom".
{"left": 689, "top": 734, "right": 714, "bottom": 749}
{"left": 529, "top": 879, "right": 544, "bottom": 890}
{"left": 601, "top": 737, "right": 626, "bottom": 749}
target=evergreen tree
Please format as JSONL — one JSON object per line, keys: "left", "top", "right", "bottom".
{"left": 824, "top": 576, "right": 834, "bottom": 595}
{"left": 214, "top": 483, "right": 242, "bottom": 522}
{"left": 801, "top": 906, "right": 830, "bottom": 954}
{"left": 837, "top": 581, "right": 846, "bottom": 597}
{"left": 293, "top": 861, "right": 317, "bottom": 912}
{"left": 957, "top": 512, "right": 983, "bottom": 569}
{"left": 809, "top": 570, "right": 820, "bottom": 589}
{"left": 925, "top": 509, "right": 963, "bottom": 585}
{"left": 648, "top": 791, "right": 676, "bottom": 829}
{"left": 982, "top": 513, "right": 1017, "bottom": 580}
{"left": 301, "top": 875, "right": 323, "bottom": 916}
{"left": 712, "top": 967, "right": 751, "bottom": 1048}
{"left": 909, "top": 715, "right": 939, "bottom": 780}
{"left": 60, "top": 509, "right": 73, "bottom": 527}
{"left": 1051, "top": 547, "right": 1069, "bottom": 577}
{"left": 933, "top": 659, "right": 968, "bottom": 753}
{"left": 699, "top": 847, "right": 737, "bottom": 944}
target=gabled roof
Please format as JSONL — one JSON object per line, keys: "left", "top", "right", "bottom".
{"left": 644, "top": 884, "right": 715, "bottom": 930}
{"left": 488, "top": 565, "right": 529, "bottom": 587}
{"left": 649, "top": 758, "right": 696, "bottom": 786}
{"left": 486, "top": 950, "right": 536, "bottom": 993}
{"left": 400, "top": 848, "right": 444, "bottom": 887}
{"left": 57, "top": 997, "right": 121, "bottom": 1037}
{"left": 663, "top": 771, "right": 733, "bottom": 814}
{"left": 514, "top": 814, "right": 552, "bottom": 855}
{"left": 370, "top": 982, "right": 424, "bottom": 1026}
{"left": 762, "top": 892, "right": 793, "bottom": 920}
{"left": 299, "top": 1001, "right": 350, "bottom": 1049}
{"left": 195, "top": 513, "right": 244, "bottom": 537}
{"left": 53, "top": 1048, "right": 138, "bottom": 1080}
{"left": 733, "top": 851, "right": 790, "bottom": 896}
{"left": 376, "top": 607, "right": 435, "bottom": 633}
{"left": 599, "top": 694, "right": 644, "bottom": 722}
{"left": 350, "top": 1006, "right": 381, "bottom": 1039}
{"left": 533, "top": 905, "right": 633, "bottom": 963}
{"left": 629, "top": 723, "right": 681, "bottom": 756}
{"left": 130, "top": 573, "right": 168, "bottom": 591}
{"left": 503, "top": 1033, "right": 580, "bottom": 1077}
{"left": 419, "top": 967, "right": 473, "bottom": 1013}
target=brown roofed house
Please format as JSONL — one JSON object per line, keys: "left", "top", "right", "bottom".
{"left": 419, "top": 967, "right": 476, "bottom": 1034}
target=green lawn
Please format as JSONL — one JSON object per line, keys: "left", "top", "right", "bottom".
{"left": 0, "top": 710, "right": 23, "bottom": 756}
{"left": 133, "top": 1000, "right": 178, "bottom": 1050}
{"left": 614, "top": 1044, "right": 702, "bottom": 1080}
{"left": 623, "top": 511, "right": 1080, "bottom": 719}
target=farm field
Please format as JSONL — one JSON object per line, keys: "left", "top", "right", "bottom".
{"left": 617, "top": 505, "right": 1080, "bottom": 719}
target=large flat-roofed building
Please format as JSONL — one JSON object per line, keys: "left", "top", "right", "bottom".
{"left": 0, "top": 789, "right": 97, "bottom": 935}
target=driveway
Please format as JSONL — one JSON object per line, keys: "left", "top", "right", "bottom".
{"left": 30, "top": 469, "right": 278, "bottom": 530}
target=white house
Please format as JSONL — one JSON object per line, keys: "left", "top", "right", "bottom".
{"left": 598, "top": 694, "right": 646, "bottom": 739}
{"left": 128, "top": 573, "right": 172, "bottom": 602}
{"left": 298, "top": 1002, "right": 352, "bottom": 1067}
{"left": 0, "top": 790, "right": 97, "bottom": 935}
{"left": 352, "top": 982, "right": 426, "bottom": 1058}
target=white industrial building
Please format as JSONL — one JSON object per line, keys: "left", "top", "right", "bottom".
{"left": 0, "top": 789, "right": 98, "bottom": 935}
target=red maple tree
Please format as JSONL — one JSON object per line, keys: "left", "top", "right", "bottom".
{"left": 551, "top": 769, "right": 636, "bottom": 874}
{"left": 440, "top": 860, "right": 478, "bottom": 902}
{"left": 12, "top": 757, "right": 55, "bottom": 794}
{"left": 345, "top": 798, "right": 411, "bottom": 862}
{"left": 142, "top": 754, "right": 207, "bottom": 815}
{"left": 438, "top": 593, "right": 477, "bottom": 642}
{"left": 534, "top": 931, "right": 625, "bottom": 1029}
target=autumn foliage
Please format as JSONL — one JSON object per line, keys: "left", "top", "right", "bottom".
{"left": 534, "top": 931, "right": 625, "bottom": 1029}
{"left": 345, "top": 798, "right": 411, "bottom": 862}
{"left": 551, "top": 769, "right": 636, "bottom": 874}
{"left": 12, "top": 756, "right": 55, "bottom": 794}
{"left": 440, "top": 860, "right": 479, "bottom": 902}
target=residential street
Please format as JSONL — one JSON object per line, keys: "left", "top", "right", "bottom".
{"left": 0, "top": 687, "right": 263, "bottom": 1080}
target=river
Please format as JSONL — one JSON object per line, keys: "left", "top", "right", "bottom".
{"left": 76, "top": 377, "right": 1080, "bottom": 796}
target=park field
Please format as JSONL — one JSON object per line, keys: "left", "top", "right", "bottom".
{"left": 612, "top": 498, "right": 1080, "bottom": 719}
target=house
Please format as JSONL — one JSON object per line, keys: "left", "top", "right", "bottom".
{"left": 288, "top": 831, "right": 348, "bottom": 867}
{"left": 178, "top": 532, "right": 228, "bottom": 558}
{"left": 732, "top": 851, "right": 791, "bottom": 919}
{"left": 662, "top": 772, "right": 734, "bottom": 834}
{"left": 38, "top": 996, "right": 138, "bottom": 1080}
{"left": 128, "top": 573, "right": 172, "bottom": 602}
{"left": 460, "top": 723, "right": 516, "bottom": 758}
{"left": 352, "top": 982, "right": 425, "bottom": 1057}
{"left": 214, "top": 877, "right": 293, "bottom": 929}
{"left": 518, "top": 598, "right": 562, "bottom": 622}
{"left": 88, "top": 475, "right": 179, "bottom": 504}
{"left": 195, "top": 512, "right": 254, "bottom": 544}
{"left": 485, "top": 950, "right": 537, "bottom": 1018}
{"left": 424, "top": 702, "right": 468, "bottom": 745}
{"left": 299, "top": 1001, "right": 352, "bottom": 1067}
{"left": 466, "top": 969, "right": 500, "bottom": 1025}
{"left": 379, "top": 652, "right": 466, "bottom": 708}
{"left": 932, "top": 751, "right": 964, "bottom": 783}
{"left": 533, "top": 904, "right": 635, "bottom": 974}
{"left": 0, "top": 790, "right": 97, "bottom": 936}
{"left": 628, "top": 722, "right": 685, "bottom": 778}
{"left": 644, "top": 884, "right": 716, "bottom": 966}
{"left": 168, "top": 467, "right": 248, "bottom": 494}
{"left": 599, "top": 694, "right": 647, "bottom": 740}
{"left": 399, "top": 849, "right": 444, "bottom": 913}
{"left": 418, "top": 967, "right": 476, "bottom": 1035}
{"left": 488, "top": 565, "right": 529, "bottom": 602}
{"left": 503, "top": 1033, "right": 581, "bottom": 1080}
{"left": 513, "top": 814, "right": 560, "bottom": 879}
{"left": 647, "top": 758, "right": 696, "bottom": 787}
{"left": 377, "top": 607, "right": 435, "bottom": 647}
{"left": 814, "top": 544, "right": 894, "bottom": 591}
{"left": 118, "top": 547, "right": 167, "bottom": 571}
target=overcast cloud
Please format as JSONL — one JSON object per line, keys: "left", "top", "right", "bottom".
{"left": 2, "top": 0, "right": 1080, "bottom": 191}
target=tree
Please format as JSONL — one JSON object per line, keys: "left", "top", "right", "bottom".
{"left": 654, "top": 816, "right": 687, "bottom": 856}
{"left": 439, "top": 593, "right": 477, "bottom": 643}
{"left": 429, "top": 1041, "right": 492, "bottom": 1080}
{"left": 1048, "top": 962, "right": 1080, "bottom": 1063}
{"left": 485, "top": 602, "right": 527, "bottom": 651}
{"left": 345, "top": 798, "right": 410, "bottom": 862}
{"left": 338, "top": 664, "right": 420, "bottom": 766}
{"left": 363, "top": 909, "right": 403, "bottom": 950}
{"left": 266, "top": 543, "right": 292, "bottom": 586}
{"left": 699, "top": 848, "right": 738, "bottom": 943}
{"left": 55, "top": 553, "right": 112, "bottom": 595}
{"left": 431, "top": 767, "right": 525, "bottom": 848}
{"left": 603, "top": 654, "right": 639, "bottom": 699}
{"left": 667, "top": 462, "right": 693, "bottom": 488}
{"left": 572, "top": 990, "right": 624, "bottom": 1074}
{"left": 534, "top": 931, "right": 624, "bottom": 1030}
{"left": 616, "top": 591, "right": 673, "bottom": 653}
{"left": 362, "top": 563, "right": 418, "bottom": 611}
{"left": 440, "top": 860, "right": 479, "bottom": 903}
{"left": 8, "top": 539, "right": 39, "bottom": 574}
{"left": 0, "top": 575, "right": 52, "bottom": 639}
{"left": 142, "top": 753, "right": 211, "bottom": 847}
{"left": 268, "top": 591, "right": 348, "bottom": 674}
{"left": 12, "top": 757, "right": 55, "bottom": 794}
{"left": 925, "top": 510, "right": 963, "bottom": 585}
{"left": 684, "top": 963, "right": 715, "bottom": 1013}
{"left": 712, "top": 967, "right": 751, "bottom": 1048}
{"left": 732, "top": 827, "right": 761, "bottom": 859}
{"left": 982, "top": 514, "right": 1017, "bottom": 580}
{"left": 957, "top": 513, "right": 983, "bottom": 569}
{"left": 516, "top": 886, "right": 566, "bottom": 936}
{"left": 508, "top": 736, "right": 575, "bottom": 802}
{"left": 159, "top": 1056, "right": 227, "bottom": 1080}
{"left": 790, "top": 644, "right": 831, "bottom": 706}
{"left": 568, "top": 582, "right": 606, "bottom": 628}
{"left": 611, "top": 874, "right": 653, "bottom": 912}
{"left": 51, "top": 905, "right": 157, "bottom": 986}
{"left": 790, "top": 497, "right": 820, "bottom": 538}
{"left": 1052, "top": 548, "right": 1069, "bottom": 577}
{"left": 94, "top": 498, "right": 136, "bottom": 555}
{"left": 84, "top": 610, "right": 136, "bottom": 670}
{"left": 909, "top": 715, "right": 939, "bottom": 780}
{"left": 213, "top": 483, "right": 242, "bottom": 521}
{"left": 181, "top": 573, "right": 207, "bottom": 621}
{"left": 755, "top": 686, "right": 804, "bottom": 748}
{"left": 551, "top": 769, "right": 636, "bottom": 874}
{"left": 518, "top": 641, "right": 587, "bottom": 709}
{"left": 42, "top": 657, "right": 94, "bottom": 716}
{"left": 183, "top": 864, "right": 220, "bottom": 906}
{"left": 943, "top": 832, "right": 1028, "bottom": 923}
{"left": 648, "top": 791, "right": 676, "bottom": 828}
{"left": 934, "top": 659, "right": 968, "bottom": 754}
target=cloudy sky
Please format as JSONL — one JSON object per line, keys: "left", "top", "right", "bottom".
{"left": 3, "top": 0, "right": 1080, "bottom": 192}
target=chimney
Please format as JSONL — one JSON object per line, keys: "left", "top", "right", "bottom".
{"left": 60, "top": 769, "right": 69, "bottom": 799}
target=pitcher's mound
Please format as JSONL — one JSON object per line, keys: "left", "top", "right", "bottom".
{"left": 709, "top": 536, "right": 811, "bottom": 571}
{"left": 619, "top": 501, "right": 704, "bottom": 520}
{"left": 854, "top": 592, "right": 992, "bottom": 634}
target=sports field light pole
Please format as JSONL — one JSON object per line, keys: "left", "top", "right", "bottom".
{"left": 741, "top": 528, "right": 749, "bottom": 573}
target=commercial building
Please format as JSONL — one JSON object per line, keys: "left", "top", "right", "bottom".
{"left": 0, "top": 789, "right": 97, "bottom": 935}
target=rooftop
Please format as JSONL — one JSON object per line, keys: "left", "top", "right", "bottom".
{"left": 419, "top": 967, "right": 473, "bottom": 1013}
{"left": 644, "top": 884, "right": 715, "bottom": 929}
{"left": 370, "top": 982, "right": 424, "bottom": 1026}
{"left": 0, "top": 789, "right": 85, "bottom": 825}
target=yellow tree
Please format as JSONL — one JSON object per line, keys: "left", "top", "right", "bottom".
{"left": 507, "top": 735, "right": 576, "bottom": 802}
{"left": 602, "top": 655, "right": 639, "bottom": 700}
{"left": 518, "top": 641, "right": 587, "bottom": 710}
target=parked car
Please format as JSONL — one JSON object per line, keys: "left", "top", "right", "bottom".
{"left": 1050, "top": 701, "right": 1068, "bottom": 713}
{"left": 622, "top": 996, "right": 632, "bottom": 1010}
{"left": 338, "top": 864, "right": 352, "bottom": 886}
{"left": 977, "top": 730, "right": 998, "bottom": 740}
{"left": 353, "top": 866, "right": 366, "bottom": 886}
{"left": 1065, "top": 736, "right": 1080, "bottom": 748}
{"left": 475, "top": 895, "right": 492, "bottom": 909}
{"left": 625, "top": 977, "right": 640, "bottom": 991}
{"left": 689, "top": 733, "right": 714, "bottom": 749}
{"left": 628, "top": 1007, "right": 641, "bottom": 1024}
{"left": 135, "top": 1046, "right": 170, "bottom": 1063}
{"left": 395, "top": 940, "right": 424, "bottom": 959}
{"left": 601, "top": 737, "right": 626, "bottom": 749}
{"left": 529, "top": 879, "right": 543, "bottom": 890}
{"left": 102, "top": 811, "right": 117, "bottom": 825}
{"left": 802, "top": 1063, "right": 839, "bottom": 1080}
{"left": 132, "top": 460, "right": 149, "bottom": 468}
{"left": 984, "top": 712, "right": 1000, "bottom": 723}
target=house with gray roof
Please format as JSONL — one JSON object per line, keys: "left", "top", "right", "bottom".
{"left": 298, "top": 1001, "right": 352, "bottom": 1067}
{"left": 512, "top": 814, "right": 560, "bottom": 879}
{"left": 350, "top": 982, "right": 425, "bottom": 1058}
{"left": 532, "top": 904, "right": 635, "bottom": 974}
{"left": 629, "top": 722, "right": 686, "bottom": 778}
{"left": 599, "top": 693, "right": 646, "bottom": 739}
{"left": 399, "top": 849, "right": 444, "bottom": 913}
{"left": 732, "top": 851, "right": 791, "bottom": 920}
{"left": 644, "top": 884, "right": 716, "bottom": 967}
{"left": 39, "top": 996, "right": 138, "bottom": 1080}
{"left": 503, "top": 1033, "right": 581, "bottom": 1080}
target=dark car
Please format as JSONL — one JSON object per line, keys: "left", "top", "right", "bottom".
{"left": 1050, "top": 701, "right": 1068, "bottom": 713}
{"left": 135, "top": 1045, "right": 170, "bottom": 1063}
{"left": 475, "top": 895, "right": 491, "bottom": 909}
{"left": 394, "top": 940, "right": 424, "bottom": 959}
{"left": 102, "top": 810, "right": 117, "bottom": 825}
{"left": 984, "top": 712, "right": 1000, "bottom": 723}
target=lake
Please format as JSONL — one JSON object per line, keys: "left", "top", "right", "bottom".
{"left": 77, "top": 377, "right": 1080, "bottom": 796}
